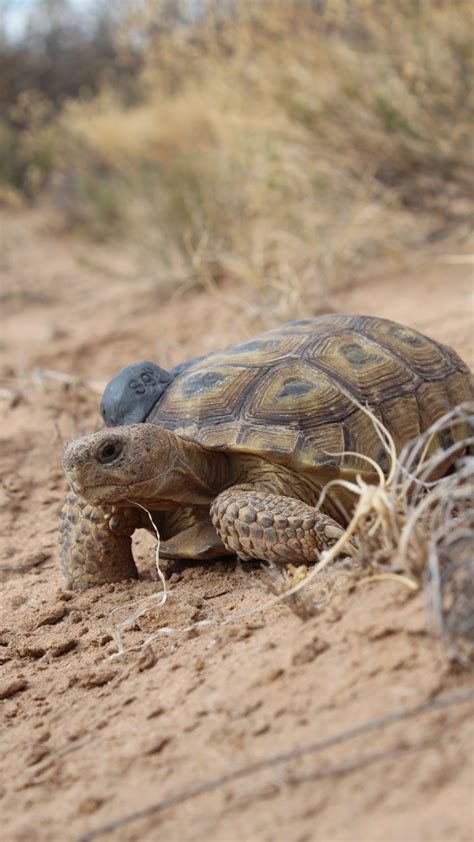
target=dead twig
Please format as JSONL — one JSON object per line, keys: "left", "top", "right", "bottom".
{"left": 31, "top": 366, "right": 105, "bottom": 394}
{"left": 76, "top": 688, "right": 474, "bottom": 842}
{"left": 282, "top": 740, "right": 431, "bottom": 788}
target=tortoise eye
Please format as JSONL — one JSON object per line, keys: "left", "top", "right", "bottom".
{"left": 97, "top": 441, "right": 122, "bottom": 464}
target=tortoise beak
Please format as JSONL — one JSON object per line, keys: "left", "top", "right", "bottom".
{"left": 63, "top": 440, "right": 86, "bottom": 495}
{"left": 63, "top": 434, "right": 124, "bottom": 498}
{"left": 62, "top": 428, "right": 157, "bottom": 505}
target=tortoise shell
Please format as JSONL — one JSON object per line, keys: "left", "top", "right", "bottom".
{"left": 147, "top": 315, "right": 473, "bottom": 474}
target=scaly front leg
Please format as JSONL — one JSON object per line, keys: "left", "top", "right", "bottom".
{"left": 59, "top": 491, "right": 142, "bottom": 589}
{"left": 210, "top": 486, "right": 346, "bottom": 563}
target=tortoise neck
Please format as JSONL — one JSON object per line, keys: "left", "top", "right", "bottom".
{"left": 158, "top": 432, "right": 230, "bottom": 507}
{"left": 181, "top": 435, "right": 231, "bottom": 490}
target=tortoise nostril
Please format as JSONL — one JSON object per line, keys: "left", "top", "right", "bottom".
{"left": 97, "top": 441, "right": 122, "bottom": 464}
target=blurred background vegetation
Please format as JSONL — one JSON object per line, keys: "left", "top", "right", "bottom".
{"left": 1, "top": 0, "right": 473, "bottom": 301}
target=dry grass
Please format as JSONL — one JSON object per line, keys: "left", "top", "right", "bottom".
{"left": 263, "top": 402, "right": 474, "bottom": 666}
{"left": 2, "top": 0, "right": 473, "bottom": 314}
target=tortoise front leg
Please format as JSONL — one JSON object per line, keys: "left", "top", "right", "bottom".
{"left": 210, "top": 486, "right": 346, "bottom": 564}
{"left": 59, "top": 491, "right": 142, "bottom": 589}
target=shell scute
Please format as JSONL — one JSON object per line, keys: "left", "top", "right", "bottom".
{"left": 150, "top": 364, "right": 256, "bottom": 429}
{"left": 207, "top": 333, "right": 303, "bottom": 367}
{"left": 301, "top": 330, "right": 417, "bottom": 404}
{"left": 359, "top": 318, "right": 457, "bottom": 380}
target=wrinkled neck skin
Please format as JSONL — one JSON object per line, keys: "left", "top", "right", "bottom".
{"left": 124, "top": 436, "right": 231, "bottom": 510}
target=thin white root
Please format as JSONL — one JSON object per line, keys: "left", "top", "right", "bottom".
{"left": 126, "top": 499, "right": 166, "bottom": 599}
{"left": 109, "top": 499, "right": 167, "bottom": 657}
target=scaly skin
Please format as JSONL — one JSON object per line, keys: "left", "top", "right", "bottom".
{"left": 59, "top": 491, "right": 141, "bottom": 589}
{"left": 210, "top": 485, "right": 346, "bottom": 563}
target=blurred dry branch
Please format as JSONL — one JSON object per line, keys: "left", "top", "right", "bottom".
{"left": 422, "top": 459, "right": 474, "bottom": 667}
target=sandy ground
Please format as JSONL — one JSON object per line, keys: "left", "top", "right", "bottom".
{"left": 1, "top": 207, "right": 473, "bottom": 842}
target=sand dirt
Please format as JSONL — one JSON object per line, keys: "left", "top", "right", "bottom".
{"left": 1, "top": 207, "right": 473, "bottom": 842}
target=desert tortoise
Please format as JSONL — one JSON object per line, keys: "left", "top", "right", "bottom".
{"left": 60, "top": 314, "right": 473, "bottom": 589}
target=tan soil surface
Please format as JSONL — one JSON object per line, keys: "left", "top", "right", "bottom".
{"left": 1, "top": 207, "right": 473, "bottom": 842}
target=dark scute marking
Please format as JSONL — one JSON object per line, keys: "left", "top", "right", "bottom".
{"left": 182, "top": 370, "right": 228, "bottom": 396}
{"left": 223, "top": 339, "right": 280, "bottom": 355}
{"left": 388, "top": 325, "right": 424, "bottom": 347}
{"left": 340, "top": 342, "right": 382, "bottom": 367}
{"left": 277, "top": 379, "right": 314, "bottom": 399}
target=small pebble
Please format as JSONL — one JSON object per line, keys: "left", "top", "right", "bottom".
{"left": 34, "top": 604, "right": 67, "bottom": 628}
{"left": 50, "top": 638, "right": 78, "bottom": 657}
{"left": 143, "top": 736, "right": 171, "bottom": 756}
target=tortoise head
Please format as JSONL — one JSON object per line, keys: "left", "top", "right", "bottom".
{"left": 63, "top": 424, "right": 176, "bottom": 506}
{"left": 100, "top": 361, "right": 172, "bottom": 426}
{"left": 62, "top": 423, "right": 218, "bottom": 508}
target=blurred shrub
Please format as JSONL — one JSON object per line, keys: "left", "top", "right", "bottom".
{"left": 0, "top": 0, "right": 139, "bottom": 197}
{"left": 0, "top": 91, "right": 59, "bottom": 194}
{"left": 1, "top": 0, "right": 473, "bottom": 302}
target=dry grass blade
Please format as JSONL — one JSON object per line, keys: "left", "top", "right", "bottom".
{"left": 31, "top": 367, "right": 106, "bottom": 394}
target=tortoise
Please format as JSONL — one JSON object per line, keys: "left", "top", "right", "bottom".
{"left": 59, "top": 314, "right": 473, "bottom": 589}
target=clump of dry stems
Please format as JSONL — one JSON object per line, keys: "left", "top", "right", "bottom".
{"left": 265, "top": 402, "right": 474, "bottom": 665}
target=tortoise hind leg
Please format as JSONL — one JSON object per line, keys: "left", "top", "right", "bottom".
{"left": 210, "top": 486, "right": 346, "bottom": 564}
{"left": 59, "top": 492, "right": 141, "bottom": 589}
